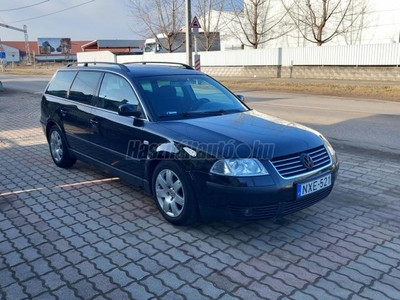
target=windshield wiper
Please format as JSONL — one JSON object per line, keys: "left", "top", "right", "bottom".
{"left": 208, "top": 109, "right": 242, "bottom": 114}
{"left": 158, "top": 109, "right": 242, "bottom": 119}
{"left": 182, "top": 109, "right": 242, "bottom": 117}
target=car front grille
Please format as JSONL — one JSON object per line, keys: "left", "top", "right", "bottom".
{"left": 283, "top": 186, "right": 333, "bottom": 215}
{"left": 227, "top": 186, "right": 333, "bottom": 219}
{"left": 228, "top": 203, "right": 279, "bottom": 219}
{"left": 271, "top": 145, "right": 331, "bottom": 178}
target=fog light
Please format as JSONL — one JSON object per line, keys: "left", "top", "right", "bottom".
{"left": 243, "top": 208, "right": 254, "bottom": 217}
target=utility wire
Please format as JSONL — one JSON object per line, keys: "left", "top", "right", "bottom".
{"left": 7, "top": 0, "right": 95, "bottom": 23}
{"left": 0, "top": 1, "right": 50, "bottom": 12}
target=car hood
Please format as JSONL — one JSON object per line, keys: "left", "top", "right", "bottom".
{"left": 158, "top": 110, "right": 325, "bottom": 159}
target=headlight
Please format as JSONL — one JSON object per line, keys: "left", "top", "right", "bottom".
{"left": 210, "top": 158, "right": 269, "bottom": 176}
{"left": 320, "top": 135, "right": 336, "bottom": 157}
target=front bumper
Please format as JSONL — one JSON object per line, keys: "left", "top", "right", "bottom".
{"left": 190, "top": 163, "right": 339, "bottom": 221}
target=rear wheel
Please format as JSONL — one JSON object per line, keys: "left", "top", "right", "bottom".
{"left": 152, "top": 161, "right": 198, "bottom": 225}
{"left": 48, "top": 125, "right": 76, "bottom": 168}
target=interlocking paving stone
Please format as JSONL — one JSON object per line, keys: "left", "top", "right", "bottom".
{"left": 41, "top": 272, "right": 65, "bottom": 290}
{"left": 1, "top": 90, "right": 400, "bottom": 299}
{"left": 171, "top": 264, "right": 202, "bottom": 283}
{"left": 248, "top": 281, "right": 282, "bottom": 299}
{"left": 106, "top": 268, "right": 131, "bottom": 287}
{"left": 105, "top": 288, "right": 131, "bottom": 300}
{"left": 220, "top": 267, "right": 252, "bottom": 286}
{"left": 176, "top": 284, "right": 212, "bottom": 300}
{"left": 2, "top": 282, "right": 27, "bottom": 300}
{"left": 124, "top": 282, "right": 155, "bottom": 300}
{"left": 336, "top": 266, "right": 375, "bottom": 286}
{"left": 0, "top": 268, "right": 16, "bottom": 287}
{"left": 233, "top": 287, "right": 265, "bottom": 300}
{"left": 300, "top": 285, "right": 337, "bottom": 299}
{"left": 156, "top": 270, "right": 186, "bottom": 290}
{"left": 22, "top": 277, "right": 48, "bottom": 298}
{"left": 359, "top": 287, "right": 395, "bottom": 300}
{"left": 89, "top": 273, "right": 118, "bottom": 294}
{"left": 260, "top": 276, "right": 296, "bottom": 295}
{"left": 369, "top": 281, "right": 400, "bottom": 299}
{"left": 72, "top": 279, "right": 100, "bottom": 299}
{"left": 184, "top": 259, "right": 214, "bottom": 277}
{"left": 59, "top": 266, "right": 84, "bottom": 284}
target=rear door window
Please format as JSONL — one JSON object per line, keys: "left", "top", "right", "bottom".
{"left": 98, "top": 73, "right": 140, "bottom": 112}
{"left": 46, "top": 71, "right": 76, "bottom": 98}
{"left": 69, "top": 71, "right": 102, "bottom": 105}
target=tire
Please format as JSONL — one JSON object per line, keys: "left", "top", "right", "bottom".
{"left": 48, "top": 125, "right": 77, "bottom": 168}
{"left": 152, "top": 161, "right": 198, "bottom": 225}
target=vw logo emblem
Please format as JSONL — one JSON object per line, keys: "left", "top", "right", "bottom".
{"left": 300, "top": 153, "right": 314, "bottom": 170}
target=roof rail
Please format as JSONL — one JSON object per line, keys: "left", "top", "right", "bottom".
{"left": 66, "top": 62, "right": 130, "bottom": 72}
{"left": 126, "top": 61, "right": 194, "bottom": 70}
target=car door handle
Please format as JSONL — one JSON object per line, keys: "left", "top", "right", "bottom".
{"left": 60, "top": 108, "right": 68, "bottom": 117}
{"left": 90, "top": 119, "right": 99, "bottom": 126}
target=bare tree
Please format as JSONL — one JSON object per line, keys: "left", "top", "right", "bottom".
{"left": 225, "top": 0, "right": 292, "bottom": 49}
{"left": 282, "top": 0, "right": 371, "bottom": 46}
{"left": 126, "top": 0, "right": 185, "bottom": 52}
{"left": 341, "top": 0, "right": 373, "bottom": 45}
{"left": 192, "top": 0, "right": 226, "bottom": 51}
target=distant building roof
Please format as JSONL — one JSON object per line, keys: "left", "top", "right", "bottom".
{"left": 1, "top": 39, "right": 146, "bottom": 58}
{"left": 81, "top": 40, "right": 145, "bottom": 53}
{"left": 0, "top": 43, "right": 19, "bottom": 52}
{"left": 1, "top": 40, "right": 91, "bottom": 56}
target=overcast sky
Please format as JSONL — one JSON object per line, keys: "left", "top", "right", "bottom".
{"left": 0, "top": 0, "right": 137, "bottom": 41}
{"left": 1, "top": 0, "right": 400, "bottom": 44}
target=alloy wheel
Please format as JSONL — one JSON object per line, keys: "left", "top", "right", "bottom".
{"left": 155, "top": 169, "right": 185, "bottom": 217}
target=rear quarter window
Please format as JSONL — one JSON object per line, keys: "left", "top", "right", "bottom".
{"left": 69, "top": 71, "right": 102, "bottom": 105}
{"left": 46, "top": 71, "right": 76, "bottom": 98}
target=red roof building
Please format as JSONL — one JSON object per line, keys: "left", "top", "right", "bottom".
{"left": 81, "top": 40, "right": 144, "bottom": 54}
{"left": 1, "top": 40, "right": 90, "bottom": 57}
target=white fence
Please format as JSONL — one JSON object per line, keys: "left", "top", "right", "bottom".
{"left": 77, "top": 43, "right": 400, "bottom": 67}
{"left": 282, "top": 44, "right": 400, "bottom": 66}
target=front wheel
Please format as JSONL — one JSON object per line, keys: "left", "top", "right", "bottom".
{"left": 152, "top": 161, "right": 198, "bottom": 225}
{"left": 48, "top": 125, "right": 76, "bottom": 168}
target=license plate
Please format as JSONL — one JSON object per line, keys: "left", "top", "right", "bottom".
{"left": 297, "top": 174, "right": 331, "bottom": 198}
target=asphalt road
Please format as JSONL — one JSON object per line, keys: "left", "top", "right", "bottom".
{"left": 1, "top": 74, "right": 400, "bottom": 155}
{"left": 0, "top": 74, "right": 50, "bottom": 94}
{"left": 240, "top": 90, "right": 400, "bottom": 155}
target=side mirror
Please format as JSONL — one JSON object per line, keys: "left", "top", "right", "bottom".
{"left": 118, "top": 103, "right": 142, "bottom": 118}
{"left": 236, "top": 94, "right": 245, "bottom": 103}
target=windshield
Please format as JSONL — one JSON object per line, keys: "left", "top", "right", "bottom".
{"left": 136, "top": 74, "right": 248, "bottom": 120}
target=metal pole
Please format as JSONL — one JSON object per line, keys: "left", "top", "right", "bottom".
{"left": 24, "top": 25, "right": 32, "bottom": 65}
{"left": 185, "top": 0, "right": 192, "bottom": 66}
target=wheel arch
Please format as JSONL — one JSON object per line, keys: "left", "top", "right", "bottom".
{"left": 46, "top": 121, "right": 61, "bottom": 140}
{"left": 150, "top": 158, "right": 199, "bottom": 225}
{"left": 145, "top": 151, "right": 195, "bottom": 195}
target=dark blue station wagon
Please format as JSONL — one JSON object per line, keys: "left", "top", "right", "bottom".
{"left": 40, "top": 62, "right": 339, "bottom": 225}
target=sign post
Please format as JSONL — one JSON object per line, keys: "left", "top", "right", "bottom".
{"left": 190, "top": 16, "right": 201, "bottom": 71}
{"left": 185, "top": 0, "right": 192, "bottom": 67}
{"left": 0, "top": 49, "right": 5, "bottom": 73}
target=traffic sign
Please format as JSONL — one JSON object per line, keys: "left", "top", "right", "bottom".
{"left": 190, "top": 16, "right": 201, "bottom": 29}
{"left": 0, "top": 52, "right": 6, "bottom": 59}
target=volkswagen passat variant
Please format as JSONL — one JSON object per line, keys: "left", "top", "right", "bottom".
{"left": 40, "top": 62, "right": 339, "bottom": 225}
